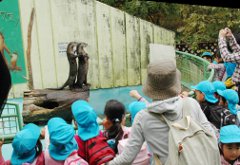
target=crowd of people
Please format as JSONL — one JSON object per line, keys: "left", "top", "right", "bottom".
{"left": 1, "top": 28, "right": 240, "bottom": 165}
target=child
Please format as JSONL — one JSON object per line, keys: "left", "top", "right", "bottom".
{"left": 128, "top": 101, "right": 146, "bottom": 124}
{"left": 217, "top": 89, "right": 239, "bottom": 115}
{"left": 44, "top": 117, "right": 87, "bottom": 165}
{"left": 219, "top": 125, "right": 240, "bottom": 165}
{"left": 213, "top": 81, "right": 227, "bottom": 101}
{"left": 191, "top": 81, "right": 225, "bottom": 129}
{"left": 0, "top": 123, "right": 44, "bottom": 165}
{"left": 103, "top": 99, "right": 127, "bottom": 154}
{"left": 191, "top": 80, "right": 218, "bottom": 113}
{"left": 71, "top": 100, "right": 115, "bottom": 165}
{"left": 201, "top": 51, "right": 213, "bottom": 63}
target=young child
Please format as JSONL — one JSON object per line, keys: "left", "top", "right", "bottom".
{"left": 103, "top": 99, "right": 127, "bottom": 154}
{"left": 201, "top": 51, "right": 214, "bottom": 63}
{"left": 191, "top": 80, "right": 218, "bottom": 112}
{"left": 71, "top": 100, "right": 115, "bottom": 165}
{"left": 191, "top": 81, "right": 224, "bottom": 129}
{"left": 217, "top": 89, "right": 239, "bottom": 115}
{"left": 219, "top": 125, "right": 240, "bottom": 165}
{"left": 0, "top": 123, "right": 44, "bottom": 165}
{"left": 44, "top": 117, "right": 87, "bottom": 165}
{"left": 128, "top": 101, "right": 146, "bottom": 124}
{"left": 213, "top": 81, "right": 227, "bottom": 101}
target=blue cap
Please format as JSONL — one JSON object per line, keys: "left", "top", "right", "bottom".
{"left": 217, "top": 89, "right": 239, "bottom": 115}
{"left": 128, "top": 101, "right": 146, "bottom": 123}
{"left": 48, "top": 117, "right": 78, "bottom": 161}
{"left": 11, "top": 123, "right": 40, "bottom": 165}
{"left": 212, "top": 81, "right": 226, "bottom": 92}
{"left": 71, "top": 100, "right": 99, "bottom": 141}
{"left": 191, "top": 81, "right": 218, "bottom": 103}
{"left": 201, "top": 52, "right": 213, "bottom": 57}
{"left": 220, "top": 125, "right": 240, "bottom": 143}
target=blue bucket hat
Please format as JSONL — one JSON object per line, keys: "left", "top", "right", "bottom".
{"left": 191, "top": 81, "right": 218, "bottom": 103}
{"left": 11, "top": 123, "right": 40, "bottom": 165}
{"left": 71, "top": 100, "right": 99, "bottom": 141}
{"left": 212, "top": 81, "right": 226, "bottom": 92}
{"left": 48, "top": 117, "right": 78, "bottom": 161}
{"left": 217, "top": 89, "right": 239, "bottom": 115}
{"left": 128, "top": 101, "right": 146, "bottom": 123}
{"left": 201, "top": 51, "right": 213, "bottom": 58}
{"left": 220, "top": 125, "right": 240, "bottom": 144}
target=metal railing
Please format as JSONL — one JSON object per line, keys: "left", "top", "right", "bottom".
{"left": 176, "top": 50, "right": 215, "bottom": 90}
{"left": 0, "top": 102, "right": 23, "bottom": 144}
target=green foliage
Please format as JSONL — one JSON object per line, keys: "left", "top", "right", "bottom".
{"left": 98, "top": 0, "right": 240, "bottom": 50}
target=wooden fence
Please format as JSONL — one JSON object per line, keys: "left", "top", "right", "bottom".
{"left": 9, "top": 0, "right": 175, "bottom": 98}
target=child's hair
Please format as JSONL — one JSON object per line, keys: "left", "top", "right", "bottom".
{"left": 104, "top": 99, "right": 125, "bottom": 153}
{"left": 35, "top": 138, "right": 43, "bottom": 157}
{"left": 219, "top": 142, "right": 240, "bottom": 156}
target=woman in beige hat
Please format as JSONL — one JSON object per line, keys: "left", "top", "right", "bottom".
{"left": 107, "top": 59, "right": 217, "bottom": 165}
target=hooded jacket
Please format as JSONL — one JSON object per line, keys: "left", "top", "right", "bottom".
{"left": 109, "top": 96, "right": 215, "bottom": 165}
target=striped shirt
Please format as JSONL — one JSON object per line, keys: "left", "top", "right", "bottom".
{"left": 218, "top": 36, "right": 240, "bottom": 84}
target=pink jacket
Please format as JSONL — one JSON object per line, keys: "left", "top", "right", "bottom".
{"left": 44, "top": 150, "right": 64, "bottom": 165}
{"left": 221, "top": 155, "right": 240, "bottom": 165}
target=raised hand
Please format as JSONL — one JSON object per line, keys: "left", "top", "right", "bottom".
{"left": 225, "top": 27, "right": 233, "bottom": 37}
{"left": 219, "top": 29, "right": 227, "bottom": 38}
{"left": 129, "top": 90, "right": 142, "bottom": 100}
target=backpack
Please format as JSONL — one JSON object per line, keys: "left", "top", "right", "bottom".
{"left": 153, "top": 98, "right": 221, "bottom": 165}
{"left": 64, "top": 151, "right": 89, "bottom": 165}
{"left": 207, "top": 105, "right": 237, "bottom": 129}
{"left": 117, "top": 128, "right": 151, "bottom": 165}
{"left": 75, "top": 134, "right": 115, "bottom": 165}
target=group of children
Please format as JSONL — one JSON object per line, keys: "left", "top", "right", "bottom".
{"left": 187, "top": 80, "right": 240, "bottom": 164}
{"left": 1, "top": 81, "right": 240, "bottom": 164}
{"left": 0, "top": 91, "right": 151, "bottom": 165}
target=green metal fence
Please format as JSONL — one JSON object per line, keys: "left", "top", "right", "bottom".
{"left": 0, "top": 102, "right": 23, "bottom": 144}
{"left": 176, "top": 50, "right": 215, "bottom": 90}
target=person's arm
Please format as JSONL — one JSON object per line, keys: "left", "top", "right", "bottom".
{"left": 129, "top": 90, "right": 149, "bottom": 104}
{"left": 108, "top": 112, "right": 145, "bottom": 165}
{"left": 207, "top": 63, "right": 224, "bottom": 70}
{"left": 225, "top": 28, "right": 240, "bottom": 52}
{"left": 218, "top": 30, "right": 240, "bottom": 63}
{"left": 189, "top": 98, "right": 216, "bottom": 137}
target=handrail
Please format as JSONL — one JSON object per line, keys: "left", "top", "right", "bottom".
{"left": 176, "top": 50, "right": 215, "bottom": 82}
